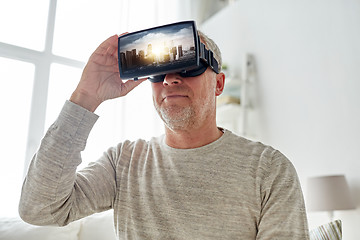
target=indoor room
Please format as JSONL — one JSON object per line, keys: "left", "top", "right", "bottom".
{"left": 0, "top": 0, "right": 359, "bottom": 239}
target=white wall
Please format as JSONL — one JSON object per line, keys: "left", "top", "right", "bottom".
{"left": 201, "top": 0, "right": 360, "bottom": 239}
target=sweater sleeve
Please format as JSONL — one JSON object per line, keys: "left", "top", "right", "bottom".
{"left": 256, "top": 149, "right": 310, "bottom": 240}
{"left": 19, "top": 101, "right": 116, "bottom": 226}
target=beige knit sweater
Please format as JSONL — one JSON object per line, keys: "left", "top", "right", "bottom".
{"left": 19, "top": 101, "right": 309, "bottom": 239}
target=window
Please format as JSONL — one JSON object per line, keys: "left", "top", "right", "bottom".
{"left": 53, "top": 0, "right": 122, "bottom": 61}
{"left": 45, "top": 63, "right": 83, "bottom": 128}
{"left": 0, "top": 0, "right": 165, "bottom": 217}
{"left": 0, "top": 58, "right": 35, "bottom": 217}
{"left": 0, "top": 0, "right": 49, "bottom": 51}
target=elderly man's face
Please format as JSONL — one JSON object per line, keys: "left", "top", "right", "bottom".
{"left": 151, "top": 68, "right": 224, "bottom": 131}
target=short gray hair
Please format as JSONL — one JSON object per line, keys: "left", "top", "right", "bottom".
{"left": 198, "top": 30, "right": 222, "bottom": 72}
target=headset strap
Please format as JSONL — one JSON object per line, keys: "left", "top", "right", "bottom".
{"left": 199, "top": 42, "right": 219, "bottom": 74}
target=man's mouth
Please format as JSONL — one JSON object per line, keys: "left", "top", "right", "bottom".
{"left": 163, "top": 92, "right": 189, "bottom": 99}
{"left": 164, "top": 94, "right": 188, "bottom": 100}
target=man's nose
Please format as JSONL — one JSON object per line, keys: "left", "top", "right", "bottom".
{"left": 163, "top": 73, "right": 182, "bottom": 86}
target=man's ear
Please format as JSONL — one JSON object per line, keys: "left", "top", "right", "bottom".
{"left": 215, "top": 72, "right": 225, "bottom": 96}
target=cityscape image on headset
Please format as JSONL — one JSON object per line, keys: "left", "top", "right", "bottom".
{"left": 118, "top": 21, "right": 198, "bottom": 80}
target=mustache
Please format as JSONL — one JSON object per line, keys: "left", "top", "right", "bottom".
{"left": 163, "top": 85, "right": 190, "bottom": 95}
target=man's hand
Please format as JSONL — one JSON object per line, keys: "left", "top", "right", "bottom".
{"left": 70, "top": 34, "right": 146, "bottom": 112}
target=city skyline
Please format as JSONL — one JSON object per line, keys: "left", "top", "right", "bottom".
{"left": 119, "top": 42, "right": 196, "bottom": 71}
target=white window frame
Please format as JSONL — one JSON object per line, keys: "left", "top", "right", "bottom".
{"left": 0, "top": 0, "right": 85, "bottom": 177}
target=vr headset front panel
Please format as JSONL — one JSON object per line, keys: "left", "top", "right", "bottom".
{"left": 118, "top": 21, "right": 199, "bottom": 80}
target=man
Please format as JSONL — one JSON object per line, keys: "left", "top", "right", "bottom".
{"left": 19, "top": 30, "right": 309, "bottom": 239}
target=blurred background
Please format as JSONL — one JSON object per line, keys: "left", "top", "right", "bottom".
{"left": 0, "top": 0, "right": 359, "bottom": 239}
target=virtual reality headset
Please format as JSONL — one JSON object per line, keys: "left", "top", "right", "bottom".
{"left": 118, "top": 21, "right": 219, "bottom": 83}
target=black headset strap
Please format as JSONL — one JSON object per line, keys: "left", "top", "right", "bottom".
{"left": 199, "top": 42, "right": 219, "bottom": 74}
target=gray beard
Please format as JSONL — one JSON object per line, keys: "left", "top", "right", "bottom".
{"left": 156, "top": 105, "right": 196, "bottom": 130}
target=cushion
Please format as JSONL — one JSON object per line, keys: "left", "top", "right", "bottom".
{"left": 309, "top": 219, "right": 342, "bottom": 240}
{"left": 0, "top": 217, "right": 81, "bottom": 240}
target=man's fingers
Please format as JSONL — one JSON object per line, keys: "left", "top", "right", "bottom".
{"left": 93, "top": 35, "right": 119, "bottom": 57}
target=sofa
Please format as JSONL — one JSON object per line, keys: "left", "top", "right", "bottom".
{"left": 0, "top": 211, "right": 342, "bottom": 240}
{"left": 0, "top": 210, "right": 116, "bottom": 240}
